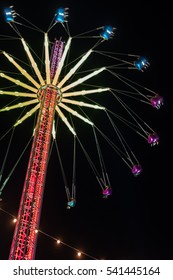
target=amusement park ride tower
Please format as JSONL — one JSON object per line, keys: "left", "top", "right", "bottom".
{"left": 5, "top": 8, "right": 65, "bottom": 259}
{"left": 4, "top": 6, "right": 110, "bottom": 260}
{"left": 0, "top": 6, "right": 163, "bottom": 260}
{"left": 9, "top": 38, "right": 65, "bottom": 259}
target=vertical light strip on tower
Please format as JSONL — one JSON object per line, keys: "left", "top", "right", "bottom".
{"left": 52, "top": 37, "right": 71, "bottom": 85}
{"left": 44, "top": 33, "right": 51, "bottom": 84}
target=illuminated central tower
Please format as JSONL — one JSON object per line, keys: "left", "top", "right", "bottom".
{"left": 9, "top": 40, "right": 64, "bottom": 260}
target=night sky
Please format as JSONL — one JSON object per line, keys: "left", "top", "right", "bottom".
{"left": 0, "top": 0, "right": 172, "bottom": 260}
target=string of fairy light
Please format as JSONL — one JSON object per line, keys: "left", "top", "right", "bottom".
{"left": 0, "top": 205, "right": 99, "bottom": 260}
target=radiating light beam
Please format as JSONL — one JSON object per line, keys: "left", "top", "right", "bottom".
{"left": 63, "top": 87, "right": 110, "bottom": 97}
{"left": 44, "top": 33, "right": 51, "bottom": 84}
{"left": 3, "top": 51, "right": 40, "bottom": 88}
{"left": 0, "top": 90, "right": 37, "bottom": 98}
{"left": 59, "top": 103, "right": 93, "bottom": 125}
{"left": 61, "top": 67, "right": 106, "bottom": 92}
{"left": 52, "top": 37, "right": 72, "bottom": 86}
{"left": 52, "top": 120, "right": 56, "bottom": 139}
{"left": 55, "top": 105, "right": 76, "bottom": 135}
{"left": 0, "top": 99, "right": 39, "bottom": 111}
{"left": 61, "top": 98, "right": 105, "bottom": 109}
{"left": 21, "top": 38, "right": 45, "bottom": 86}
{"left": 0, "top": 72, "right": 38, "bottom": 93}
{"left": 58, "top": 49, "right": 92, "bottom": 88}
{"left": 14, "top": 103, "right": 40, "bottom": 126}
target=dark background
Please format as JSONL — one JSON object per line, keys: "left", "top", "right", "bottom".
{"left": 0, "top": 0, "right": 172, "bottom": 260}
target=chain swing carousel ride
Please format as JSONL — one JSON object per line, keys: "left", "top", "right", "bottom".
{"left": 0, "top": 6, "right": 163, "bottom": 259}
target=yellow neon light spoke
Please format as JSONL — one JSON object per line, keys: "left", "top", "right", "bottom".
{"left": 52, "top": 37, "right": 72, "bottom": 86}
{"left": 21, "top": 38, "right": 45, "bottom": 86}
{"left": 52, "top": 120, "right": 56, "bottom": 139}
{"left": 44, "top": 33, "right": 51, "bottom": 84}
{"left": 56, "top": 105, "right": 76, "bottom": 135}
{"left": 0, "top": 73, "right": 38, "bottom": 93}
{"left": 58, "top": 49, "right": 92, "bottom": 88}
{"left": 61, "top": 67, "right": 105, "bottom": 92}
{"left": 62, "top": 98, "right": 105, "bottom": 110}
{"left": 14, "top": 103, "right": 40, "bottom": 126}
{"left": 0, "top": 91, "right": 37, "bottom": 98}
{"left": 0, "top": 99, "right": 39, "bottom": 111}
{"left": 63, "top": 88, "right": 110, "bottom": 97}
{"left": 59, "top": 103, "right": 93, "bottom": 125}
{"left": 3, "top": 52, "right": 40, "bottom": 89}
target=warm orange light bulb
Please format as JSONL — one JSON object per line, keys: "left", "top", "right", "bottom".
{"left": 77, "top": 251, "right": 81, "bottom": 257}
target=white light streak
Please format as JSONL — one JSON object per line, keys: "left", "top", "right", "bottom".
{"left": 0, "top": 90, "right": 36, "bottom": 98}
{"left": 21, "top": 38, "right": 45, "bottom": 86}
{"left": 0, "top": 99, "right": 38, "bottom": 112}
{"left": 0, "top": 72, "right": 38, "bottom": 93}
{"left": 62, "top": 98, "right": 105, "bottom": 109}
{"left": 44, "top": 33, "right": 51, "bottom": 84}
{"left": 61, "top": 67, "right": 106, "bottom": 92}
{"left": 55, "top": 105, "right": 76, "bottom": 135}
{"left": 52, "top": 37, "right": 72, "bottom": 85}
{"left": 63, "top": 87, "right": 110, "bottom": 97}
{"left": 58, "top": 49, "right": 92, "bottom": 88}
{"left": 59, "top": 103, "right": 93, "bottom": 125}
{"left": 14, "top": 103, "right": 40, "bottom": 126}
{"left": 3, "top": 52, "right": 40, "bottom": 88}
